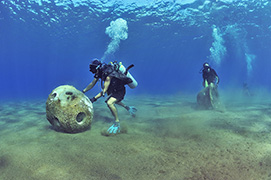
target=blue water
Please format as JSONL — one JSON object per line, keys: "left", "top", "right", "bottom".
{"left": 1, "top": 0, "right": 271, "bottom": 100}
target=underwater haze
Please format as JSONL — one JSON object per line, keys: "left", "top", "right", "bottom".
{"left": 1, "top": 0, "right": 271, "bottom": 99}
{"left": 2, "top": 1, "right": 271, "bottom": 180}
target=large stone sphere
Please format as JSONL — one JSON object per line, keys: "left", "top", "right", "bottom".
{"left": 197, "top": 87, "right": 212, "bottom": 109}
{"left": 46, "top": 85, "right": 93, "bottom": 133}
{"left": 197, "top": 86, "right": 219, "bottom": 109}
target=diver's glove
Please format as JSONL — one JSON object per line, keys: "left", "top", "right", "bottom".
{"left": 90, "top": 97, "right": 97, "bottom": 103}
{"left": 126, "top": 106, "right": 137, "bottom": 117}
{"left": 107, "top": 122, "right": 120, "bottom": 134}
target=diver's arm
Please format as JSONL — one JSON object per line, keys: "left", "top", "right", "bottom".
{"left": 88, "top": 77, "right": 111, "bottom": 103}
{"left": 213, "top": 69, "right": 219, "bottom": 85}
{"left": 103, "top": 76, "right": 111, "bottom": 95}
{"left": 83, "top": 78, "right": 98, "bottom": 93}
{"left": 202, "top": 71, "right": 208, "bottom": 87}
{"left": 94, "top": 92, "right": 103, "bottom": 100}
{"left": 92, "top": 76, "right": 111, "bottom": 101}
{"left": 216, "top": 76, "right": 220, "bottom": 85}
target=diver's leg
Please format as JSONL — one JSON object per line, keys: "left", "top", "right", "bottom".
{"left": 116, "top": 101, "right": 129, "bottom": 110}
{"left": 204, "top": 80, "right": 209, "bottom": 88}
{"left": 209, "top": 83, "right": 214, "bottom": 101}
{"left": 107, "top": 97, "right": 119, "bottom": 122}
{"left": 116, "top": 101, "right": 137, "bottom": 117}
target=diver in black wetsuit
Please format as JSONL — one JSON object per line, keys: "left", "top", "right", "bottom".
{"left": 199, "top": 62, "right": 220, "bottom": 108}
{"left": 82, "top": 59, "right": 137, "bottom": 134}
{"left": 202, "top": 62, "right": 219, "bottom": 88}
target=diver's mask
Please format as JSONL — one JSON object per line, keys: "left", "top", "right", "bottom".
{"left": 203, "top": 62, "right": 210, "bottom": 69}
{"left": 203, "top": 62, "right": 211, "bottom": 72}
{"left": 89, "top": 59, "right": 102, "bottom": 74}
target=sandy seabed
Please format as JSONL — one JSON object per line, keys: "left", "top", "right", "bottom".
{"left": 0, "top": 92, "right": 271, "bottom": 180}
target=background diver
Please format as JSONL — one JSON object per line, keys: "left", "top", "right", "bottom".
{"left": 82, "top": 59, "right": 137, "bottom": 135}
{"left": 201, "top": 62, "right": 220, "bottom": 106}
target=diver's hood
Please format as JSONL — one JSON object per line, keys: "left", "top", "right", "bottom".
{"left": 203, "top": 62, "right": 210, "bottom": 68}
{"left": 89, "top": 59, "right": 102, "bottom": 73}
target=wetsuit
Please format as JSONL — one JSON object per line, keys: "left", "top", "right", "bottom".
{"left": 202, "top": 67, "right": 218, "bottom": 85}
{"left": 94, "top": 64, "right": 132, "bottom": 102}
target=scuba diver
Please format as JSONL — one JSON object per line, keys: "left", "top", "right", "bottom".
{"left": 202, "top": 62, "right": 219, "bottom": 88}
{"left": 82, "top": 59, "right": 137, "bottom": 135}
{"left": 243, "top": 82, "right": 253, "bottom": 97}
{"left": 198, "top": 62, "right": 220, "bottom": 109}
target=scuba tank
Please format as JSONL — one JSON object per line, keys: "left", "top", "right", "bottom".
{"left": 110, "top": 61, "right": 138, "bottom": 89}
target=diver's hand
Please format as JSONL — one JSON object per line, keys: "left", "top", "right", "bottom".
{"left": 90, "top": 97, "right": 97, "bottom": 103}
{"left": 127, "top": 106, "right": 137, "bottom": 117}
{"left": 107, "top": 122, "right": 120, "bottom": 134}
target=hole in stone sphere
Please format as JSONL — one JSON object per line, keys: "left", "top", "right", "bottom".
{"left": 52, "top": 116, "right": 60, "bottom": 127}
{"left": 66, "top": 92, "right": 73, "bottom": 95}
{"left": 76, "top": 112, "right": 86, "bottom": 123}
{"left": 52, "top": 93, "right": 57, "bottom": 98}
{"left": 71, "top": 95, "right": 76, "bottom": 101}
